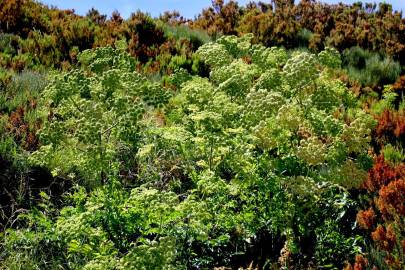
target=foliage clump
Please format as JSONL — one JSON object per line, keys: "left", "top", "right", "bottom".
{"left": 0, "top": 35, "right": 380, "bottom": 270}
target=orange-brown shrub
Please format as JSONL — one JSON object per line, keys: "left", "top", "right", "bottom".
{"left": 356, "top": 208, "right": 376, "bottom": 230}
{"left": 363, "top": 155, "right": 405, "bottom": 192}
{"left": 6, "top": 105, "right": 39, "bottom": 151}
{"left": 373, "top": 109, "right": 405, "bottom": 149}
{"left": 354, "top": 156, "right": 404, "bottom": 270}
{"left": 376, "top": 179, "right": 405, "bottom": 218}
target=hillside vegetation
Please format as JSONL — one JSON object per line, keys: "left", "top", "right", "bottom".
{"left": 0, "top": 1, "right": 404, "bottom": 269}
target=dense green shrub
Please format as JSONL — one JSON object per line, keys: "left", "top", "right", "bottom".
{"left": 27, "top": 46, "right": 171, "bottom": 186}
{"left": 0, "top": 35, "right": 377, "bottom": 269}
{"left": 161, "top": 24, "right": 211, "bottom": 48}
{"left": 343, "top": 47, "right": 401, "bottom": 87}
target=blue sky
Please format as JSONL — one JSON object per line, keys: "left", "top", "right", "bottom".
{"left": 39, "top": 1, "right": 404, "bottom": 19}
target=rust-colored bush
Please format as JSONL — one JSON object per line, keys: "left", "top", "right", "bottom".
{"left": 354, "top": 255, "right": 369, "bottom": 270}
{"left": 392, "top": 75, "right": 405, "bottom": 92}
{"left": 192, "top": 0, "right": 240, "bottom": 36}
{"left": 363, "top": 155, "right": 405, "bottom": 192}
{"left": 356, "top": 208, "right": 376, "bottom": 230}
{"left": 355, "top": 155, "right": 404, "bottom": 270}
{"left": 373, "top": 110, "right": 405, "bottom": 149}
{"left": 344, "top": 255, "right": 369, "bottom": 270}
{"left": 376, "top": 179, "right": 405, "bottom": 218}
{"left": 6, "top": 105, "right": 39, "bottom": 151}
{"left": 371, "top": 225, "right": 396, "bottom": 252}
